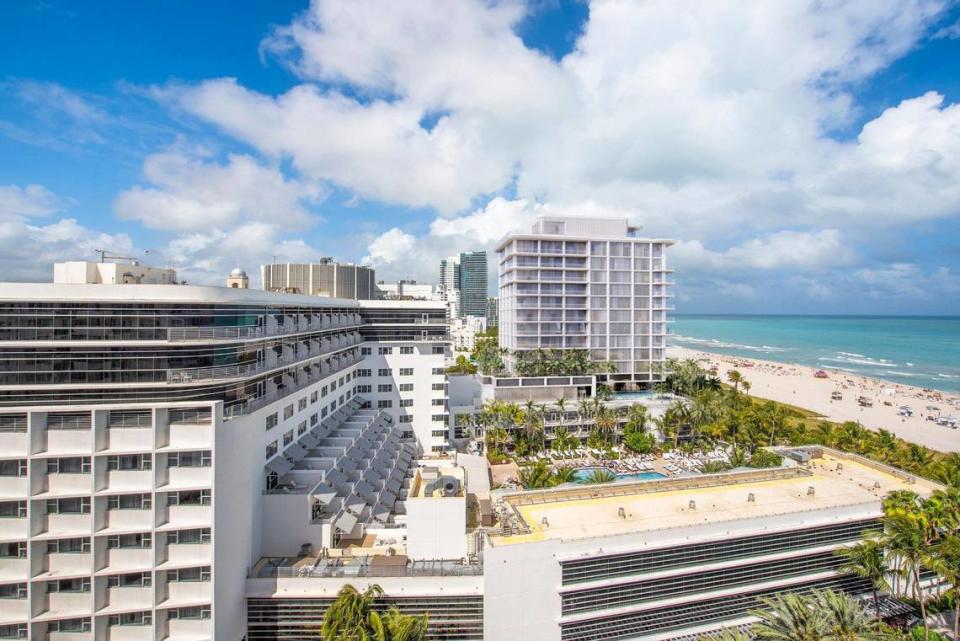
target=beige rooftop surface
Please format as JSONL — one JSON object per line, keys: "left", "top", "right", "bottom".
{"left": 491, "top": 452, "right": 942, "bottom": 546}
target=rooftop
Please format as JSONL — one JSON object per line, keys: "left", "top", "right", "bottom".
{"left": 489, "top": 448, "right": 941, "bottom": 546}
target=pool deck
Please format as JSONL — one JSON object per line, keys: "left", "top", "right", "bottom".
{"left": 489, "top": 450, "right": 941, "bottom": 546}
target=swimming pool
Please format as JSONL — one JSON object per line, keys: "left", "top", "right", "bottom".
{"left": 571, "top": 467, "right": 666, "bottom": 483}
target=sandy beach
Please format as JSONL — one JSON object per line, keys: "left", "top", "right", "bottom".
{"left": 669, "top": 346, "right": 960, "bottom": 453}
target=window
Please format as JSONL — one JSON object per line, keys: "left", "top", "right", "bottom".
{"left": 310, "top": 391, "right": 318, "bottom": 404}
{"left": 432, "top": 346, "right": 445, "bottom": 354}
{"left": 321, "top": 385, "right": 328, "bottom": 395}
{"left": 0, "top": 583, "right": 25, "bottom": 599}
{"left": 46, "top": 498, "right": 90, "bottom": 514}
{"left": 108, "top": 494, "right": 151, "bottom": 510}
{"left": 108, "top": 572, "right": 151, "bottom": 588}
{"left": 377, "top": 400, "right": 393, "bottom": 409}
{"left": 432, "top": 430, "right": 447, "bottom": 438}
{"left": 283, "top": 404, "right": 294, "bottom": 420}
{"left": 265, "top": 441, "right": 278, "bottom": 459}
{"left": 168, "top": 451, "right": 211, "bottom": 467}
{"left": 378, "top": 346, "right": 392, "bottom": 355}
{"left": 107, "top": 454, "right": 151, "bottom": 471}
{"left": 432, "top": 414, "right": 447, "bottom": 422}
{"left": 400, "top": 415, "right": 413, "bottom": 423}
{"left": 432, "top": 383, "right": 445, "bottom": 390}
{"left": 107, "top": 533, "right": 150, "bottom": 549}
{"left": 399, "top": 368, "right": 413, "bottom": 376}
{"left": 166, "top": 528, "right": 211, "bottom": 544}
{"left": 0, "top": 542, "right": 25, "bottom": 559}
{"left": 356, "top": 369, "right": 371, "bottom": 378}
{"left": 377, "top": 384, "right": 393, "bottom": 393}
{"left": 432, "top": 399, "right": 446, "bottom": 406}
{"left": 0, "top": 415, "right": 26, "bottom": 433}
{"left": 321, "top": 407, "right": 328, "bottom": 418}
{"left": 432, "top": 368, "right": 445, "bottom": 375}
{"left": 298, "top": 398, "right": 307, "bottom": 411}
{"left": 0, "top": 624, "right": 25, "bottom": 639}
{"left": 0, "top": 501, "right": 26, "bottom": 518}
{"left": 265, "top": 413, "right": 278, "bottom": 431}
{"left": 399, "top": 383, "right": 414, "bottom": 392}
{"left": 108, "top": 612, "right": 151, "bottom": 626}
{"left": 297, "top": 420, "right": 307, "bottom": 435}
{"left": 310, "top": 413, "right": 318, "bottom": 426}
{"left": 47, "top": 618, "right": 90, "bottom": 633}
{"left": 400, "top": 346, "right": 414, "bottom": 355}
{"left": 361, "top": 347, "right": 371, "bottom": 355}
{"left": 330, "top": 380, "right": 337, "bottom": 390}
{"left": 167, "top": 490, "right": 211, "bottom": 506}
{"left": 399, "top": 399, "right": 413, "bottom": 408}
{"left": 378, "top": 368, "right": 392, "bottom": 376}
{"left": 46, "top": 538, "right": 89, "bottom": 554}
{"left": 47, "top": 457, "right": 90, "bottom": 474}
{"left": 168, "top": 566, "right": 210, "bottom": 582}
{"left": 46, "top": 412, "right": 91, "bottom": 430}
{"left": 283, "top": 430, "right": 294, "bottom": 446}
{"left": 169, "top": 606, "right": 211, "bottom": 620}
{"left": 355, "top": 385, "right": 371, "bottom": 394}
{"left": 46, "top": 577, "right": 90, "bottom": 593}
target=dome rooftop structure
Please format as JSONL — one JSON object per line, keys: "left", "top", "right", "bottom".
{"left": 229, "top": 268, "right": 247, "bottom": 278}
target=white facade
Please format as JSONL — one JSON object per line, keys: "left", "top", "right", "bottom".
{"left": 53, "top": 261, "right": 177, "bottom": 285}
{"left": 405, "top": 467, "right": 467, "bottom": 561}
{"left": 496, "top": 216, "right": 673, "bottom": 388}
{"left": 450, "top": 316, "right": 487, "bottom": 352}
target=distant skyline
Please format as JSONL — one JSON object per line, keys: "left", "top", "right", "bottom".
{"left": 1, "top": 0, "right": 959, "bottom": 314}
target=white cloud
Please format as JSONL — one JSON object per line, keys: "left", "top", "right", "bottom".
{"left": 853, "top": 263, "right": 960, "bottom": 299}
{"left": 114, "top": 147, "right": 322, "bottom": 231}
{"left": 672, "top": 229, "right": 856, "bottom": 273}
{"left": 363, "top": 228, "right": 416, "bottom": 266}
{"left": 0, "top": 184, "right": 67, "bottom": 219}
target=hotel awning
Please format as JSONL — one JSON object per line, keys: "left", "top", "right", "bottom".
{"left": 334, "top": 511, "right": 358, "bottom": 533}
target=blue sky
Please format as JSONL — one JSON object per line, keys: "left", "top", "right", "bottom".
{"left": 1, "top": 0, "right": 959, "bottom": 315}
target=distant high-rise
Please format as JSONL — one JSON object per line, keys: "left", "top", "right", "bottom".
{"left": 486, "top": 297, "right": 498, "bottom": 327}
{"left": 457, "top": 251, "right": 488, "bottom": 318}
{"left": 439, "top": 256, "right": 460, "bottom": 299}
{"left": 261, "top": 258, "right": 376, "bottom": 300}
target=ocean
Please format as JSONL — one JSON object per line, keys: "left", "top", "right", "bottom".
{"left": 670, "top": 315, "right": 960, "bottom": 393}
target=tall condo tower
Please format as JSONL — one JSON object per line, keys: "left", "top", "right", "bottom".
{"left": 261, "top": 259, "right": 376, "bottom": 300}
{"left": 496, "top": 216, "right": 673, "bottom": 390}
{"left": 457, "top": 251, "right": 488, "bottom": 319}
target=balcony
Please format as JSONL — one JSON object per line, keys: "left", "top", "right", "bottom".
{"left": 0, "top": 432, "right": 27, "bottom": 457}
{"left": 45, "top": 591, "right": 92, "bottom": 617}
{"left": 163, "top": 543, "right": 211, "bottom": 567}
{"left": 105, "top": 428, "right": 153, "bottom": 453}
{"left": 104, "top": 586, "right": 153, "bottom": 611}
{"left": 46, "top": 552, "right": 91, "bottom": 576}
{"left": 107, "top": 624, "right": 154, "bottom": 641}
{"left": 43, "top": 513, "right": 91, "bottom": 537}
{"left": 103, "top": 509, "right": 153, "bottom": 533}
{"left": 162, "top": 580, "right": 210, "bottom": 605}
{"left": 0, "top": 558, "right": 27, "bottom": 581}
{"left": 0, "top": 477, "right": 27, "bottom": 500}
{"left": 0, "top": 597, "right": 27, "bottom": 623}
{"left": 45, "top": 474, "right": 91, "bottom": 497}
{"left": 163, "top": 468, "right": 211, "bottom": 490}
{"left": 44, "top": 430, "right": 92, "bottom": 456}
{"left": 166, "top": 424, "right": 212, "bottom": 451}
{"left": 104, "top": 471, "right": 152, "bottom": 493}
{"left": 0, "top": 516, "right": 27, "bottom": 540}
{"left": 104, "top": 548, "right": 152, "bottom": 572}
{"left": 163, "top": 617, "right": 211, "bottom": 641}
{"left": 164, "top": 506, "right": 211, "bottom": 529}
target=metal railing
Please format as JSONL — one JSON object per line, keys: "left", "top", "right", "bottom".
{"left": 257, "top": 558, "right": 483, "bottom": 579}
{"left": 167, "top": 316, "right": 363, "bottom": 342}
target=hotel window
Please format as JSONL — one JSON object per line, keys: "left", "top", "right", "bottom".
{"left": 321, "top": 407, "right": 328, "bottom": 418}
{"left": 378, "top": 384, "right": 393, "bottom": 393}
{"left": 379, "top": 346, "right": 393, "bottom": 355}
{"left": 400, "top": 346, "right": 414, "bottom": 355}
{"left": 298, "top": 398, "right": 307, "bottom": 411}
{"left": 298, "top": 420, "right": 307, "bottom": 435}
{"left": 0, "top": 624, "right": 25, "bottom": 639}
{"left": 431, "top": 414, "right": 447, "bottom": 422}
{"left": 107, "top": 454, "right": 151, "bottom": 471}
{"left": 399, "top": 367, "right": 413, "bottom": 376}
{"left": 169, "top": 606, "right": 211, "bottom": 620}
{"left": 432, "top": 430, "right": 447, "bottom": 438}
{"left": 167, "top": 528, "right": 211, "bottom": 544}
{"left": 330, "top": 379, "right": 337, "bottom": 390}
{"left": 0, "top": 542, "right": 26, "bottom": 558}
{"left": 265, "top": 413, "right": 278, "bottom": 431}
{"left": 0, "top": 583, "right": 26, "bottom": 599}
{"left": 399, "top": 383, "right": 414, "bottom": 392}
{"left": 47, "top": 457, "right": 90, "bottom": 474}
{"left": 167, "top": 490, "right": 210, "bottom": 506}
{"left": 168, "top": 566, "right": 210, "bottom": 582}
{"left": 0, "top": 415, "right": 26, "bottom": 433}
{"left": 377, "top": 400, "right": 393, "bottom": 409}
{"left": 431, "top": 383, "right": 445, "bottom": 391}
{"left": 356, "top": 369, "right": 371, "bottom": 377}
{"left": 283, "top": 404, "right": 294, "bottom": 420}
{"left": 361, "top": 347, "right": 371, "bottom": 355}
{"left": 399, "top": 415, "right": 413, "bottom": 423}
{"left": 48, "top": 618, "right": 91, "bottom": 633}
{"left": 47, "top": 577, "right": 90, "bottom": 593}
{"left": 265, "top": 441, "right": 278, "bottom": 459}
{"left": 108, "top": 612, "right": 152, "bottom": 626}
{"left": 432, "top": 345, "right": 445, "bottom": 354}
{"left": 356, "top": 385, "right": 371, "bottom": 394}
{"left": 107, "top": 533, "right": 151, "bottom": 549}
{"left": 432, "top": 367, "right": 445, "bottom": 375}
{"left": 46, "top": 498, "right": 90, "bottom": 514}
{"left": 0, "top": 501, "right": 26, "bottom": 518}
{"left": 108, "top": 494, "right": 151, "bottom": 510}
{"left": 432, "top": 399, "right": 446, "bottom": 406}
{"left": 283, "top": 430, "right": 294, "bottom": 446}
{"left": 378, "top": 368, "right": 392, "bottom": 376}
{"left": 168, "top": 451, "right": 211, "bottom": 467}
{"left": 400, "top": 399, "right": 413, "bottom": 407}
{"left": 310, "top": 413, "right": 319, "bottom": 427}
{"left": 310, "top": 391, "right": 318, "bottom": 404}
{"left": 322, "top": 385, "right": 329, "bottom": 395}
{"left": 47, "top": 538, "right": 90, "bottom": 553}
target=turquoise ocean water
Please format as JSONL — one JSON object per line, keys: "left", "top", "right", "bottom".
{"left": 670, "top": 315, "right": 960, "bottom": 394}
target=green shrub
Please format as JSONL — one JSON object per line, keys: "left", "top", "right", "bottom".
{"left": 747, "top": 449, "right": 783, "bottom": 469}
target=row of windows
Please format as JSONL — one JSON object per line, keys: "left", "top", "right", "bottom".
{"left": 561, "top": 550, "right": 845, "bottom": 614}
{"left": 560, "top": 519, "right": 879, "bottom": 584}
{"left": 0, "top": 452, "right": 210, "bottom": 476}
{"left": 0, "top": 528, "right": 211, "bottom": 557}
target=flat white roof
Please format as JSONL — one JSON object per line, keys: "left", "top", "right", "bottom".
{"left": 490, "top": 452, "right": 940, "bottom": 546}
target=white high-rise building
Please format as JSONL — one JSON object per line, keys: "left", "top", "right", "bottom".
{"left": 496, "top": 216, "right": 673, "bottom": 389}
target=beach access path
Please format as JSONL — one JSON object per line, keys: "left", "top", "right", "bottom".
{"left": 669, "top": 346, "right": 960, "bottom": 453}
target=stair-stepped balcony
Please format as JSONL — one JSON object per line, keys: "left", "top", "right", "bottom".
{"left": 100, "top": 537, "right": 152, "bottom": 574}
{"left": 0, "top": 550, "right": 28, "bottom": 582}
{"left": 99, "top": 456, "right": 153, "bottom": 494}
{"left": 0, "top": 461, "right": 29, "bottom": 499}
{"left": 159, "top": 533, "right": 211, "bottom": 568}
{"left": 100, "top": 499, "right": 153, "bottom": 533}
{"left": 0, "top": 502, "right": 28, "bottom": 540}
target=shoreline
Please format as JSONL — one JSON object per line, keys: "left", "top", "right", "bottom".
{"left": 668, "top": 346, "right": 960, "bottom": 453}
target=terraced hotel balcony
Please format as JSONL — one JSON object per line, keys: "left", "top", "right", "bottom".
{"left": 165, "top": 313, "right": 362, "bottom": 342}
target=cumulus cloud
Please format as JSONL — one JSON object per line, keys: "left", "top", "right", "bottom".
{"left": 853, "top": 263, "right": 960, "bottom": 299}
{"left": 114, "top": 146, "right": 323, "bottom": 231}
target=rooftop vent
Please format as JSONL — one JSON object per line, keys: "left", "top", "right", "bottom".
{"left": 807, "top": 486, "right": 816, "bottom": 496}
{"left": 618, "top": 507, "right": 626, "bottom": 519}
{"left": 688, "top": 500, "right": 697, "bottom": 511}
{"left": 747, "top": 493, "right": 756, "bottom": 503}
{"left": 873, "top": 481, "right": 881, "bottom": 490}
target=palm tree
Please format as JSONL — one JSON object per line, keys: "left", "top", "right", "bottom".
{"left": 555, "top": 397, "right": 568, "bottom": 436}
{"left": 594, "top": 406, "right": 618, "bottom": 445}
{"left": 814, "top": 589, "right": 884, "bottom": 641}
{"left": 883, "top": 511, "right": 931, "bottom": 641}
{"left": 519, "top": 461, "right": 553, "bottom": 489}
{"left": 750, "top": 592, "right": 824, "bottom": 641}
{"left": 322, "top": 584, "right": 383, "bottom": 640}
{"left": 583, "top": 468, "right": 615, "bottom": 484}
{"left": 551, "top": 427, "right": 578, "bottom": 453}
{"left": 551, "top": 466, "right": 578, "bottom": 485}
{"left": 931, "top": 533, "right": 960, "bottom": 641}
{"left": 834, "top": 538, "right": 890, "bottom": 619}
{"left": 727, "top": 370, "right": 744, "bottom": 393}
{"left": 700, "top": 628, "right": 753, "bottom": 641}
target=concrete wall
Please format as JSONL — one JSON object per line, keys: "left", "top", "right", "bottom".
{"left": 405, "top": 496, "right": 467, "bottom": 561}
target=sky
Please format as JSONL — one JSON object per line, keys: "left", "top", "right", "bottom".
{"left": 1, "top": 0, "right": 960, "bottom": 315}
